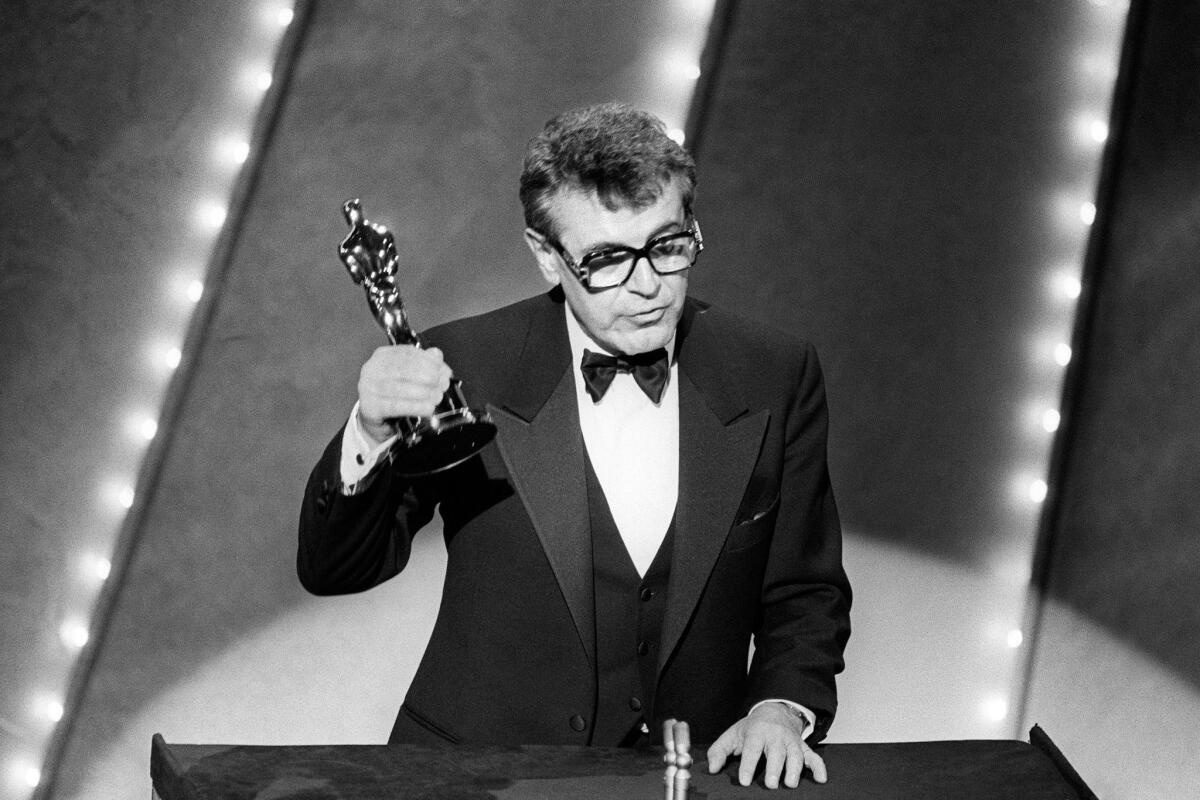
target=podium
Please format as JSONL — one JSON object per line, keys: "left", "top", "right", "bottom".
{"left": 151, "top": 726, "right": 1095, "bottom": 799}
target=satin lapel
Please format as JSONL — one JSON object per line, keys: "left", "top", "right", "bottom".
{"left": 659, "top": 304, "right": 769, "bottom": 675}
{"left": 487, "top": 306, "right": 595, "bottom": 667}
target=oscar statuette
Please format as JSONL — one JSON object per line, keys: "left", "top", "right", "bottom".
{"left": 337, "top": 198, "right": 495, "bottom": 476}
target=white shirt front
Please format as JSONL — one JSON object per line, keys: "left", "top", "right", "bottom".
{"left": 564, "top": 307, "right": 679, "bottom": 577}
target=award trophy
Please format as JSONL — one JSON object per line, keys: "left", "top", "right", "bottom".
{"left": 337, "top": 198, "right": 495, "bottom": 476}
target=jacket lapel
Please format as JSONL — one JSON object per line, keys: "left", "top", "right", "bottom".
{"left": 659, "top": 301, "right": 769, "bottom": 674}
{"left": 487, "top": 292, "right": 595, "bottom": 667}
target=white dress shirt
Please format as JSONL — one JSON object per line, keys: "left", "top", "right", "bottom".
{"left": 564, "top": 308, "right": 678, "bottom": 577}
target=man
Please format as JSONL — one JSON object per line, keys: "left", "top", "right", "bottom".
{"left": 299, "top": 103, "right": 851, "bottom": 789}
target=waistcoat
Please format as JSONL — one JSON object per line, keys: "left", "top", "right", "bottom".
{"left": 585, "top": 453, "right": 674, "bottom": 746}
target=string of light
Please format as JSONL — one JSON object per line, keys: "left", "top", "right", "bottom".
{"left": 644, "top": 0, "right": 717, "bottom": 145}
{"left": 5, "top": 6, "right": 297, "bottom": 798}
{"left": 990, "top": 0, "right": 1128, "bottom": 731}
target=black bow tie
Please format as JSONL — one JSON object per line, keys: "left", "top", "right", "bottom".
{"left": 580, "top": 347, "right": 670, "bottom": 403}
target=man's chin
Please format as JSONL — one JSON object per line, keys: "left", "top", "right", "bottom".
{"left": 612, "top": 324, "right": 675, "bottom": 355}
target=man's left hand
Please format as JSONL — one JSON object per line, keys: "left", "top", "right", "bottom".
{"left": 706, "top": 703, "right": 827, "bottom": 789}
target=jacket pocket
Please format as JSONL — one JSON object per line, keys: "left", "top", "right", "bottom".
{"left": 725, "top": 493, "right": 781, "bottom": 553}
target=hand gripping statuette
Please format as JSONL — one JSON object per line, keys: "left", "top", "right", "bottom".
{"left": 337, "top": 198, "right": 495, "bottom": 476}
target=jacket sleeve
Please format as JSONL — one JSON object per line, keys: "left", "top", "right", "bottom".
{"left": 297, "top": 423, "right": 438, "bottom": 595}
{"left": 745, "top": 342, "right": 852, "bottom": 743}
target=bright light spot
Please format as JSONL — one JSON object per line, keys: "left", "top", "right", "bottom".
{"left": 981, "top": 695, "right": 1009, "bottom": 722}
{"left": 1007, "top": 629, "right": 1025, "bottom": 649}
{"left": 138, "top": 417, "right": 159, "bottom": 441}
{"left": 10, "top": 761, "right": 42, "bottom": 789}
{"left": 276, "top": 6, "right": 295, "bottom": 26}
{"left": 1052, "top": 272, "right": 1082, "bottom": 300}
{"left": 1029, "top": 479, "right": 1048, "bottom": 503}
{"left": 60, "top": 619, "right": 89, "bottom": 649}
{"left": 196, "top": 201, "right": 227, "bottom": 229}
{"left": 666, "top": 56, "right": 701, "bottom": 80}
{"left": 241, "top": 66, "right": 274, "bottom": 94}
{"left": 187, "top": 280, "right": 204, "bottom": 302}
{"left": 1054, "top": 343, "right": 1073, "bottom": 367}
{"left": 1080, "top": 202, "right": 1097, "bottom": 225}
{"left": 1042, "top": 409, "right": 1061, "bottom": 432}
{"left": 1089, "top": 119, "right": 1110, "bottom": 143}
{"left": 165, "top": 347, "right": 183, "bottom": 369}
{"left": 117, "top": 485, "right": 136, "bottom": 509}
{"left": 82, "top": 554, "right": 112, "bottom": 580}
{"left": 667, "top": 128, "right": 686, "bottom": 145}
{"left": 217, "top": 138, "right": 251, "bottom": 165}
{"left": 35, "top": 696, "right": 65, "bottom": 722}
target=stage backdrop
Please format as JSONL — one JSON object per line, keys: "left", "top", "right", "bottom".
{"left": 1, "top": 2, "right": 1196, "bottom": 800}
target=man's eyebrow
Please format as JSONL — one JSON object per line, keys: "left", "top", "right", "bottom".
{"left": 579, "top": 220, "right": 686, "bottom": 254}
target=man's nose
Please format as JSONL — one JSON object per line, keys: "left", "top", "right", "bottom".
{"left": 624, "top": 255, "right": 662, "bottom": 296}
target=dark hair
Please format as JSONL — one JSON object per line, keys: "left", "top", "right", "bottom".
{"left": 518, "top": 103, "right": 697, "bottom": 238}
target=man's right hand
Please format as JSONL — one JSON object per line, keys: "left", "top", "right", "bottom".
{"left": 357, "top": 345, "right": 453, "bottom": 444}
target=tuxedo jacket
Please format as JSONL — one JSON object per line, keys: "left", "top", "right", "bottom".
{"left": 298, "top": 288, "right": 851, "bottom": 747}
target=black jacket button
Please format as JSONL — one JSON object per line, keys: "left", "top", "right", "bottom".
{"left": 639, "top": 587, "right": 654, "bottom": 602}
{"left": 637, "top": 640, "right": 649, "bottom": 656}
{"left": 569, "top": 715, "right": 587, "bottom": 732}
{"left": 629, "top": 697, "right": 643, "bottom": 711}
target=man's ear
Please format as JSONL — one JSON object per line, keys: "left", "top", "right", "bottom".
{"left": 524, "top": 228, "right": 562, "bottom": 286}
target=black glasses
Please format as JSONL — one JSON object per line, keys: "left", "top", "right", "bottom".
{"left": 545, "top": 221, "right": 704, "bottom": 292}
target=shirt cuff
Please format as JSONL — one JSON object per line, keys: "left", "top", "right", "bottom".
{"left": 338, "top": 401, "right": 399, "bottom": 493}
{"left": 748, "top": 699, "right": 816, "bottom": 741}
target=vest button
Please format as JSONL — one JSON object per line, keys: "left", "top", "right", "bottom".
{"left": 569, "top": 714, "right": 587, "bottom": 732}
{"left": 639, "top": 587, "right": 654, "bottom": 602}
{"left": 629, "top": 696, "right": 643, "bottom": 711}
{"left": 637, "top": 640, "right": 649, "bottom": 656}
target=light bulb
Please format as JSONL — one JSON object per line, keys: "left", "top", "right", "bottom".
{"left": 60, "top": 619, "right": 89, "bottom": 649}
{"left": 36, "top": 697, "right": 64, "bottom": 722}
{"left": 82, "top": 554, "right": 112, "bottom": 580}
{"left": 138, "top": 417, "right": 158, "bottom": 441}
{"left": 197, "top": 202, "right": 227, "bottom": 229}
{"left": 217, "top": 138, "right": 250, "bottom": 165}
{"left": 118, "top": 485, "right": 136, "bottom": 508}
{"left": 981, "top": 696, "right": 1009, "bottom": 722}
{"left": 1052, "top": 272, "right": 1082, "bottom": 300}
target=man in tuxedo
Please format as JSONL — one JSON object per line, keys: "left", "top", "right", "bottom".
{"left": 299, "top": 103, "right": 851, "bottom": 789}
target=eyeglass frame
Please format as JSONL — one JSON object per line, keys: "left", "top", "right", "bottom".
{"left": 538, "top": 219, "right": 704, "bottom": 293}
